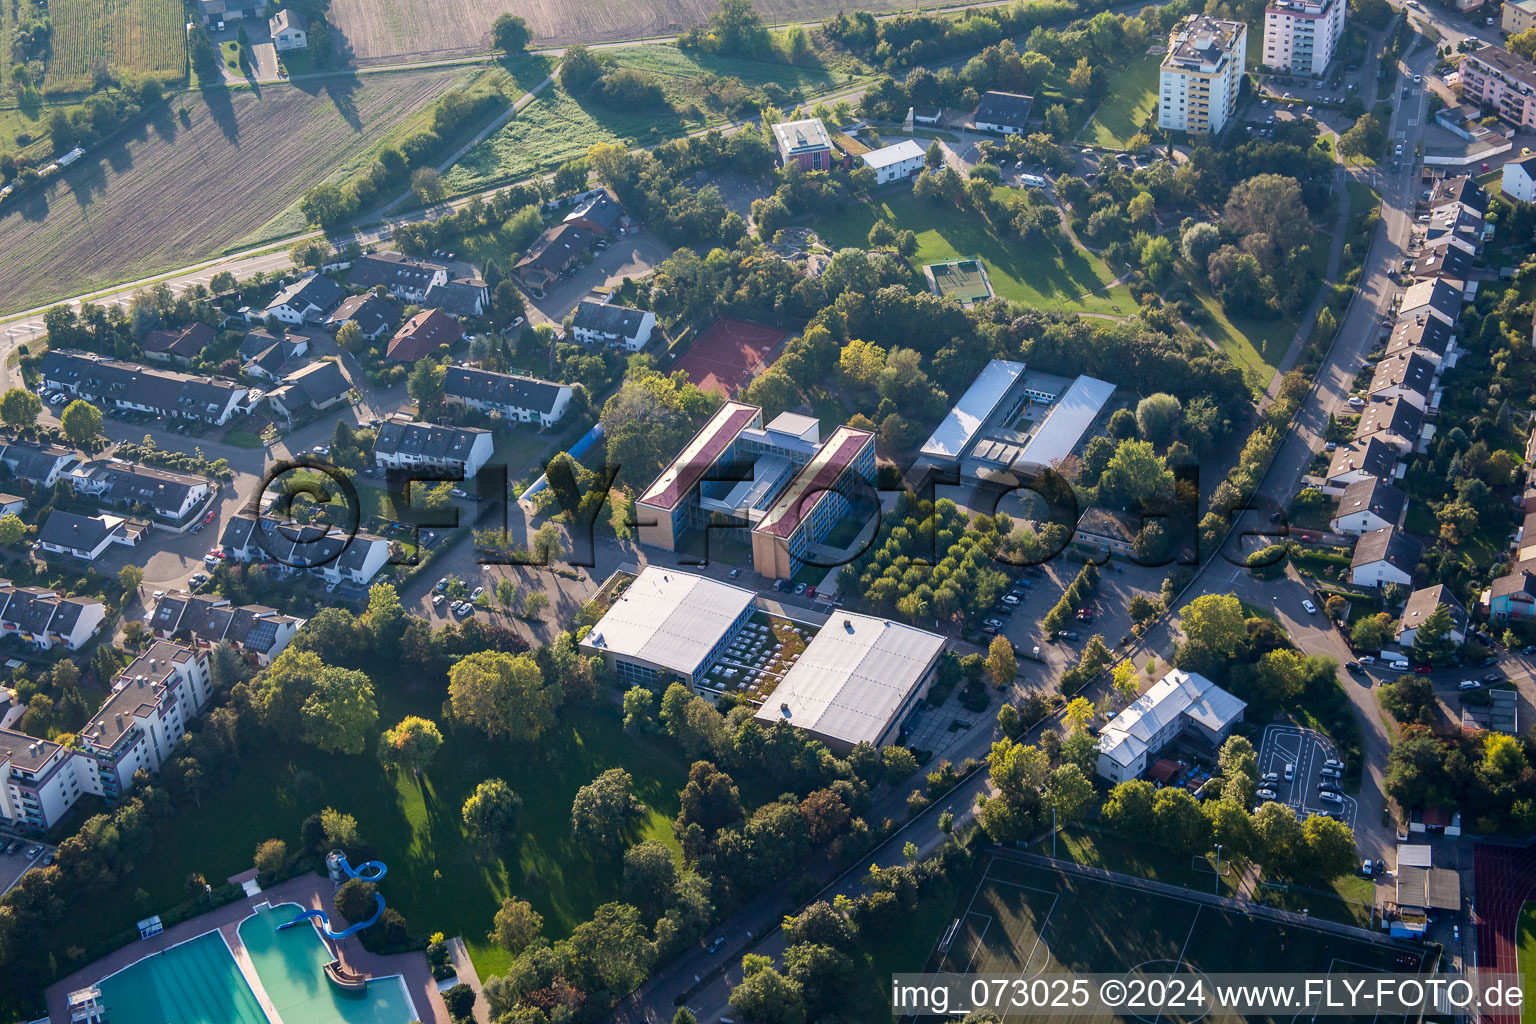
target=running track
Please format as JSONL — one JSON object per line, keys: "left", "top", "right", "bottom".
{"left": 1474, "top": 842, "right": 1536, "bottom": 1024}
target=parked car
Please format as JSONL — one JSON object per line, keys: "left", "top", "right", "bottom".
{"left": 1375, "top": 859, "right": 1386, "bottom": 876}
{"left": 1324, "top": 758, "right": 1343, "bottom": 770}
{"left": 1358, "top": 655, "right": 1377, "bottom": 665}
{"left": 1256, "top": 788, "right": 1278, "bottom": 801}
{"left": 1362, "top": 858, "right": 1374, "bottom": 877}
{"left": 1261, "top": 772, "right": 1280, "bottom": 784}
{"left": 707, "top": 936, "right": 727, "bottom": 954}
{"left": 1413, "top": 664, "right": 1432, "bottom": 674}
{"left": 470, "top": 587, "right": 485, "bottom": 601}
{"left": 794, "top": 582, "right": 807, "bottom": 596}
{"left": 1058, "top": 630, "right": 1080, "bottom": 642}
{"left": 1318, "top": 790, "right": 1344, "bottom": 804}
{"left": 1347, "top": 661, "right": 1363, "bottom": 673}
{"left": 728, "top": 568, "right": 739, "bottom": 579}
{"left": 432, "top": 594, "right": 445, "bottom": 607}
{"left": 1482, "top": 672, "right": 1502, "bottom": 684}
{"left": 1459, "top": 680, "right": 1480, "bottom": 690}
{"left": 1301, "top": 599, "right": 1317, "bottom": 614}
{"left": 435, "top": 577, "right": 449, "bottom": 592}
{"left": 25, "top": 846, "right": 40, "bottom": 859}
{"left": 1320, "top": 767, "right": 1342, "bottom": 779}
{"left": 1001, "top": 594, "right": 1021, "bottom": 606}
{"left": 982, "top": 623, "right": 999, "bottom": 635}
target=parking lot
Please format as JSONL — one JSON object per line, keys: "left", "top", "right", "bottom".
{"left": 1257, "top": 724, "right": 1356, "bottom": 831}
{"left": 0, "top": 837, "right": 52, "bottom": 897}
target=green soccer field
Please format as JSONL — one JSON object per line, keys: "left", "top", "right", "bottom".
{"left": 933, "top": 856, "right": 1427, "bottom": 1023}
{"left": 928, "top": 261, "right": 992, "bottom": 303}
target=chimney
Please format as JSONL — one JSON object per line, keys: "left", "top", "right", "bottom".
{"left": 114, "top": 713, "right": 122, "bottom": 729}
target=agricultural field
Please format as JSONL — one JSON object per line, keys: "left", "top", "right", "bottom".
{"left": 444, "top": 45, "right": 847, "bottom": 196}
{"left": 817, "top": 189, "right": 1135, "bottom": 316}
{"left": 0, "top": 67, "right": 480, "bottom": 316}
{"left": 329, "top": 0, "right": 921, "bottom": 63}
{"left": 42, "top": 0, "right": 187, "bottom": 94}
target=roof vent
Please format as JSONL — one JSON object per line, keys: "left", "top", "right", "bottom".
{"left": 136, "top": 675, "right": 145, "bottom": 688}
{"left": 843, "top": 619, "right": 854, "bottom": 632}
{"left": 780, "top": 702, "right": 792, "bottom": 718}
{"left": 114, "top": 714, "right": 122, "bottom": 728}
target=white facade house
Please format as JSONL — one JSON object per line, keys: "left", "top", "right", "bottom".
{"left": 269, "top": 8, "right": 307, "bottom": 49}
{"left": 372, "top": 421, "right": 494, "bottom": 480}
{"left": 570, "top": 301, "right": 657, "bottom": 352}
{"left": 0, "top": 583, "right": 106, "bottom": 651}
{"left": 1096, "top": 670, "right": 1246, "bottom": 783}
{"left": 36, "top": 511, "right": 141, "bottom": 561}
{"left": 1503, "top": 155, "right": 1536, "bottom": 203}
{"left": 1263, "top": 0, "right": 1345, "bottom": 76}
{"left": 1330, "top": 477, "right": 1407, "bottom": 537}
{"left": 0, "top": 731, "right": 85, "bottom": 831}
{"left": 1350, "top": 526, "right": 1422, "bottom": 588}
{"left": 1159, "top": 16, "right": 1247, "bottom": 134}
{"left": 1397, "top": 585, "right": 1468, "bottom": 648}
{"left": 443, "top": 366, "right": 575, "bottom": 429}
{"left": 264, "top": 274, "right": 344, "bottom": 324}
{"left": 320, "top": 533, "right": 392, "bottom": 588}
{"left": 860, "top": 139, "right": 925, "bottom": 183}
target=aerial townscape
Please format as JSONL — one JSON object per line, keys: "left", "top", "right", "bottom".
{"left": 5, "top": 0, "right": 1536, "bottom": 1020}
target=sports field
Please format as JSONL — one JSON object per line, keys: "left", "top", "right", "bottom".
{"left": 934, "top": 855, "right": 1427, "bottom": 1022}
{"left": 927, "top": 259, "right": 994, "bottom": 304}
{"left": 672, "top": 315, "right": 787, "bottom": 397}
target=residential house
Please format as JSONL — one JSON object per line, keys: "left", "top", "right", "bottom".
{"left": 1506, "top": 0, "right": 1536, "bottom": 33}
{"left": 40, "top": 351, "right": 249, "bottom": 425}
{"left": 1355, "top": 395, "right": 1424, "bottom": 454}
{"left": 514, "top": 223, "right": 592, "bottom": 293}
{"left": 1330, "top": 476, "right": 1407, "bottom": 536}
{"left": 240, "top": 330, "right": 309, "bottom": 381}
{"left": 1368, "top": 349, "right": 1439, "bottom": 412}
{"left": 0, "top": 439, "right": 78, "bottom": 488}
{"left": 266, "top": 360, "right": 353, "bottom": 420}
{"left": 561, "top": 191, "right": 626, "bottom": 236}
{"left": 264, "top": 274, "right": 345, "bottom": 324}
{"left": 1457, "top": 45, "right": 1536, "bottom": 130}
{"left": 860, "top": 138, "right": 926, "bottom": 183}
{"left": 1503, "top": 153, "right": 1536, "bottom": 203}
{"left": 1073, "top": 507, "right": 1140, "bottom": 558}
{"left": 423, "top": 278, "right": 490, "bottom": 319}
{"left": 972, "top": 91, "right": 1034, "bottom": 134}
{"left": 325, "top": 294, "right": 400, "bottom": 342}
{"left": 197, "top": 0, "right": 265, "bottom": 26}
{"left": 1397, "top": 279, "right": 1463, "bottom": 327}
{"left": 219, "top": 513, "right": 261, "bottom": 562}
{"left": 146, "top": 593, "right": 305, "bottom": 665}
{"left": 373, "top": 420, "right": 494, "bottom": 479}
{"left": 0, "top": 729, "right": 85, "bottom": 830}
{"left": 1384, "top": 315, "right": 1456, "bottom": 366}
{"left": 1486, "top": 561, "right": 1536, "bottom": 621}
{"left": 771, "top": 118, "right": 835, "bottom": 170}
{"left": 1350, "top": 526, "right": 1423, "bottom": 588}
{"left": 269, "top": 9, "right": 308, "bottom": 50}
{"left": 1095, "top": 670, "right": 1247, "bottom": 783}
{"left": 386, "top": 308, "right": 463, "bottom": 361}
{"left": 0, "top": 495, "right": 23, "bottom": 518}
{"left": 1410, "top": 246, "right": 1474, "bottom": 286}
{"left": 1397, "top": 584, "right": 1468, "bottom": 647}
{"left": 1324, "top": 437, "right": 1399, "bottom": 489}
{"left": 1423, "top": 205, "right": 1485, "bottom": 257}
{"left": 570, "top": 301, "right": 656, "bottom": 351}
{"left": 1428, "top": 174, "right": 1489, "bottom": 219}
{"left": 347, "top": 252, "right": 448, "bottom": 302}
{"left": 0, "top": 583, "right": 106, "bottom": 650}
{"left": 66, "top": 459, "right": 212, "bottom": 522}
{"left": 1262, "top": 0, "right": 1345, "bottom": 76}
{"left": 141, "top": 323, "right": 214, "bottom": 366}
{"left": 36, "top": 511, "right": 143, "bottom": 561}
{"left": 321, "top": 533, "right": 393, "bottom": 588}
{"left": 1159, "top": 16, "right": 1248, "bottom": 134}
{"left": 443, "top": 366, "right": 575, "bottom": 428}
{"left": 1518, "top": 507, "right": 1536, "bottom": 562}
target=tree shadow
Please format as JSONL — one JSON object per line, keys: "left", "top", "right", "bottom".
{"left": 295, "top": 68, "right": 363, "bottom": 131}
{"left": 200, "top": 83, "right": 242, "bottom": 145}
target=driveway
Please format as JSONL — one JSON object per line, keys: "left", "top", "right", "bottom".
{"left": 526, "top": 231, "right": 675, "bottom": 327}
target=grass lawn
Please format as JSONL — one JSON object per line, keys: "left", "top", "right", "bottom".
{"left": 1077, "top": 53, "right": 1162, "bottom": 149}
{"left": 816, "top": 190, "right": 1133, "bottom": 315}
{"left": 1052, "top": 826, "right": 1243, "bottom": 896}
{"left": 1521, "top": 903, "right": 1536, "bottom": 1024}
{"left": 1259, "top": 873, "right": 1376, "bottom": 928}
{"left": 1190, "top": 281, "right": 1292, "bottom": 393}
{"left": 45, "top": 690, "right": 690, "bottom": 982}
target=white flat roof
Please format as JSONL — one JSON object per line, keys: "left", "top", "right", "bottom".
{"left": 919, "top": 359, "right": 1026, "bottom": 460}
{"left": 863, "top": 138, "right": 925, "bottom": 169}
{"left": 755, "top": 612, "right": 946, "bottom": 748}
{"left": 580, "top": 567, "right": 755, "bottom": 677}
{"left": 1013, "top": 375, "right": 1115, "bottom": 473}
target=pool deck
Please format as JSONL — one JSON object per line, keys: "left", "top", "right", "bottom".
{"left": 46, "top": 874, "right": 450, "bottom": 1024}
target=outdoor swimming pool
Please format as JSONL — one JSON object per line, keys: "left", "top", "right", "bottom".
{"left": 237, "top": 903, "right": 417, "bottom": 1024}
{"left": 95, "top": 931, "right": 269, "bottom": 1024}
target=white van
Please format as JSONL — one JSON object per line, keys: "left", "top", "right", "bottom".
{"left": 1388, "top": 659, "right": 1410, "bottom": 672}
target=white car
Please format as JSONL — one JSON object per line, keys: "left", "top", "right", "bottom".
{"left": 1459, "top": 679, "right": 1480, "bottom": 690}
{"left": 1302, "top": 599, "right": 1317, "bottom": 614}
{"left": 471, "top": 587, "right": 485, "bottom": 601}
{"left": 1256, "top": 788, "right": 1278, "bottom": 801}
{"left": 1348, "top": 395, "right": 1365, "bottom": 408}
{"left": 1324, "top": 758, "right": 1343, "bottom": 770}
{"left": 49, "top": 393, "right": 66, "bottom": 405}
{"left": 1320, "top": 767, "right": 1342, "bottom": 779}
{"left": 1001, "top": 594, "right": 1020, "bottom": 606}
{"left": 1261, "top": 772, "right": 1280, "bottom": 784}
{"left": 432, "top": 594, "right": 445, "bottom": 607}
{"left": 1318, "top": 790, "right": 1344, "bottom": 804}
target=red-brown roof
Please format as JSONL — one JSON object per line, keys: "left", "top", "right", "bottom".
{"left": 755, "top": 426, "right": 873, "bottom": 539}
{"left": 1148, "top": 759, "right": 1180, "bottom": 783}
{"left": 386, "top": 308, "right": 462, "bottom": 362}
{"left": 638, "top": 403, "right": 759, "bottom": 511}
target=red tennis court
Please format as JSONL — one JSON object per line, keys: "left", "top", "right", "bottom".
{"left": 672, "top": 316, "right": 787, "bottom": 397}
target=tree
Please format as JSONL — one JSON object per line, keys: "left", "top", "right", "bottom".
{"left": 623, "top": 840, "right": 679, "bottom": 919}
{"left": 1152, "top": 787, "right": 1211, "bottom": 851}
{"left": 1064, "top": 697, "right": 1095, "bottom": 734}
{"left": 0, "top": 514, "right": 23, "bottom": 547}
{"left": 838, "top": 339, "right": 886, "bottom": 389}
{"left": 730, "top": 954, "right": 806, "bottom": 1024}
{"left": 444, "top": 983, "right": 477, "bottom": 1022}
{"left": 1337, "top": 113, "right": 1385, "bottom": 161}
{"left": 334, "top": 321, "right": 364, "bottom": 351}
{"left": 1300, "top": 815, "right": 1358, "bottom": 879}
{"left": 522, "top": 591, "right": 550, "bottom": 620}
{"left": 1101, "top": 779, "right": 1157, "bottom": 833}
{"left": 320, "top": 807, "right": 360, "bottom": 849}
{"left": 119, "top": 565, "right": 145, "bottom": 594}
{"left": 1252, "top": 801, "right": 1304, "bottom": 873}
{"left": 623, "top": 685, "right": 656, "bottom": 730}
{"left": 462, "top": 778, "right": 523, "bottom": 847}
{"left": 1110, "top": 661, "right": 1140, "bottom": 709}
{"left": 1099, "top": 439, "right": 1174, "bottom": 507}
{"left": 490, "top": 897, "right": 543, "bottom": 954}
{"left": 1513, "top": 26, "right": 1536, "bottom": 60}
{"left": 1176, "top": 594, "right": 1249, "bottom": 674}
{"left": 0, "top": 388, "right": 40, "bottom": 431}
{"left": 1350, "top": 612, "right": 1395, "bottom": 653}
{"left": 1408, "top": 604, "right": 1457, "bottom": 667}
{"left": 867, "top": 219, "right": 897, "bottom": 250}
{"left": 254, "top": 838, "right": 286, "bottom": 879}
{"left": 411, "top": 167, "right": 446, "bottom": 204}
{"left": 1180, "top": 221, "right": 1221, "bottom": 270}
{"left": 299, "top": 666, "right": 378, "bottom": 755}
{"left": 925, "top": 140, "right": 944, "bottom": 169}
{"left": 60, "top": 399, "right": 104, "bottom": 446}
{"left": 491, "top": 13, "right": 532, "bottom": 53}
{"left": 447, "top": 650, "right": 561, "bottom": 741}
{"left": 1483, "top": 733, "right": 1527, "bottom": 787}
{"left": 335, "top": 878, "right": 379, "bottom": 925}
{"left": 1218, "top": 735, "right": 1258, "bottom": 786}
{"left": 1223, "top": 173, "right": 1308, "bottom": 253}
{"left": 1135, "top": 394, "right": 1182, "bottom": 446}
{"left": 377, "top": 716, "right": 443, "bottom": 775}
{"left": 985, "top": 635, "right": 1016, "bottom": 687}
{"left": 988, "top": 738, "right": 1048, "bottom": 805}
{"left": 571, "top": 768, "right": 646, "bottom": 850}
{"left": 1043, "top": 764, "right": 1093, "bottom": 822}
{"left": 531, "top": 522, "right": 563, "bottom": 564}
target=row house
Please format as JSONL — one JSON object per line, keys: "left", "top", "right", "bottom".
{"left": 443, "top": 365, "right": 575, "bottom": 429}
{"left": 147, "top": 593, "right": 305, "bottom": 665}
{"left": 40, "top": 350, "right": 249, "bottom": 426}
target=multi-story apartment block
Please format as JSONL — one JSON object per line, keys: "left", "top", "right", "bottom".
{"left": 1505, "top": 0, "right": 1536, "bottom": 35}
{"left": 0, "top": 731, "right": 83, "bottom": 831}
{"left": 1263, "top": 0, "right": 1345, "bottom": 75}
{"left": 1159, "top": 16, "right": 1247, "bottom": 134}
{"left": 1459, "top": 45, "right": 1536, "bottom": 130}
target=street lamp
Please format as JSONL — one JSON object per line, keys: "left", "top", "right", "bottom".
{"left": 1214, "top": 844, "right": 1223, "bottom": 895}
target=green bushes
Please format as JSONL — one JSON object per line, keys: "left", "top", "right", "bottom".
{"left": 1041, "top": 562, "right": 1100, "bottom": 636}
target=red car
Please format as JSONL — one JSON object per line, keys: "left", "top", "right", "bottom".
{"left": 203, "top": 511, "right": 216, "bottom": 524}
{"left": 1413, "top": 664, "right": 1432, "bottom": 675}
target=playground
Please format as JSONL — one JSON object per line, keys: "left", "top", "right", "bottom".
{"left": 671, "top": 315, "right": 788, "bottom": 397}
{"left": 934, "top": 853, "right": 1428, "bottom": 1021}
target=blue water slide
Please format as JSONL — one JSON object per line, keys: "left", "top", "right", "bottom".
{"left": 279, "top": 855, "right": 389, "bottom": 940}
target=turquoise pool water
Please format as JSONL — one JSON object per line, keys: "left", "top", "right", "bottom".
{"left": 237, "top": 903, "right": 417, "bottom": 1024}
{"left": 96, "top": 931, "right": 269, "bottom": 1024}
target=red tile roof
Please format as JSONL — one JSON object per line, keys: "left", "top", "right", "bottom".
{"left": 386, "top": 309, "right": 462, "bottom": 362}
{"left": 638, "top": 403, "right": 760, "bottom": 511}
{"left": 755, "top": 426, "right": 872, "bottom": 539}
